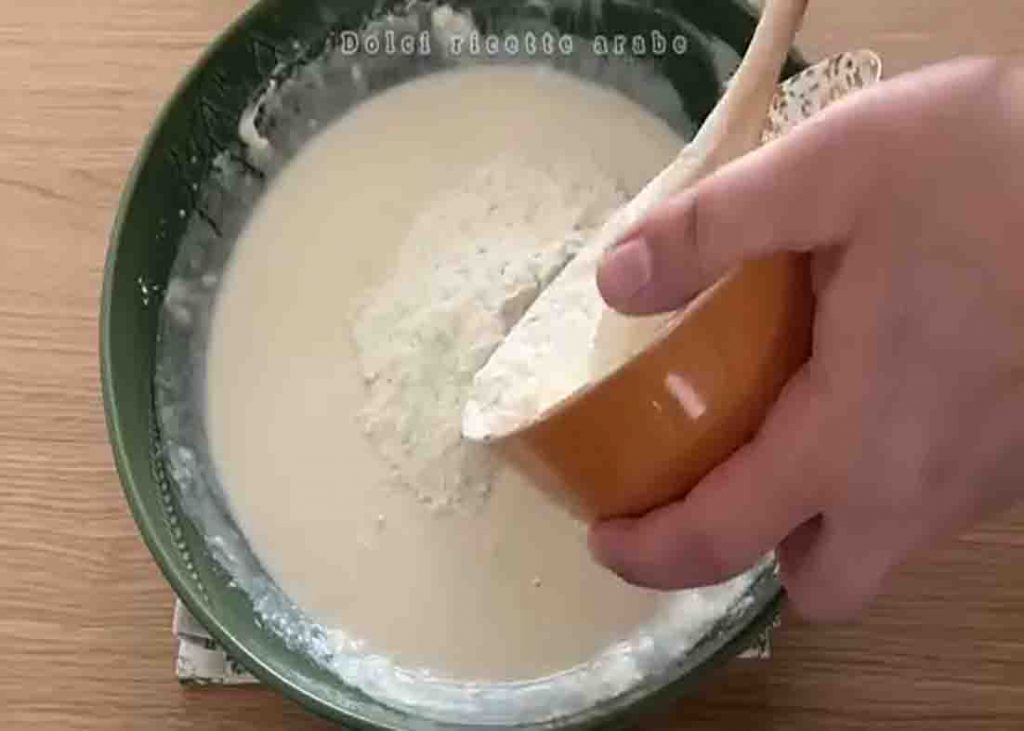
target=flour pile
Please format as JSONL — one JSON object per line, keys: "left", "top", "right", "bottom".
{"left": 351, "top": 153, "right": 627, "bottom": 510}
{"left": 461, "top": 47, "right": 884, "bottom": 443}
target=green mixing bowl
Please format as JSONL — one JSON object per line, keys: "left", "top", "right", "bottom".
{"left": 101, "top": 1, "right": 803, "bottom": 727}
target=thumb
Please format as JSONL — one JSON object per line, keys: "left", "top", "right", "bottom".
{"left": 597, "top": 86, "right": 883, "bottom": 315}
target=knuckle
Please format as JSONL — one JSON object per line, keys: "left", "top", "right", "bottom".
{"left": 682, "top": 526, "right": 744, "bottom": 586}
{"left": 785, "top": 555, "right": 889, "bottom": 623}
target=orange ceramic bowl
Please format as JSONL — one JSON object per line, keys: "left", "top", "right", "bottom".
{"left": 497, "top": 253, "right": 813, "bottom": 520}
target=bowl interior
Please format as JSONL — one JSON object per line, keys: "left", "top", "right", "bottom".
{"left": 102, "top": 1, "right": 800, "bottom": 728}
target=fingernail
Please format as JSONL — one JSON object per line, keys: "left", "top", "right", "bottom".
{"left": 598, "top": 236, "right": 653, "bottom": 304}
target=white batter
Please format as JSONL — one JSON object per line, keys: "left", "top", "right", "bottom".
{"left": 205, "top": 66, "right": 685, "bottom": 682}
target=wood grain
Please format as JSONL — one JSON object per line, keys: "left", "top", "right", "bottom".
{"left": 1, "top": 1, "right": 1022, "bottom": 728}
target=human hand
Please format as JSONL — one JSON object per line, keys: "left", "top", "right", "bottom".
{"left": 589, "top": 58, "right": 1024, "bottom": 621}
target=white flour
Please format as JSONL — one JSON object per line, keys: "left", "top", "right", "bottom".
{"left": 462, "top": 239, "right": 675, "bottom": 441}
{"left": 352, "top": 153, "right": 626, "bottom": 510}
{"left": 155, "top": 3, "right": 879, "bottom": 715}
{"left": 463, "top": 209, "right": 696, "bottom": 439}
{"left": 158, "top": 14, "right": 790, "bottom": 723}
{"left": 199, "top": 61, "right": 733, "bottom": 696}
{"left": 462, "top": 48, "right": 884, "bottom": 442}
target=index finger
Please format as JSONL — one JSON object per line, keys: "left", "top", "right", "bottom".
{"left": 598, "top": 57, "right": 1003, "bottom": 315}
{"left": 597, "top": 96, "right": 879, "bottom": 315}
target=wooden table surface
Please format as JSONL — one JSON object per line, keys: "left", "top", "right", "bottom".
{"left": 2, "top": 1, "right": 1022, "bottom": 729}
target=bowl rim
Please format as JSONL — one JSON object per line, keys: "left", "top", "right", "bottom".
{"left": 98, "top": 0, "right": 353, "bottom": 720}
{"left": 100, "top": 1, "right": 802, "bottom": 727}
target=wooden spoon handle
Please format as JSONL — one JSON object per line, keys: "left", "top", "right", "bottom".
{"left": 595, "top": 0, "right": 809, "bottom": 248}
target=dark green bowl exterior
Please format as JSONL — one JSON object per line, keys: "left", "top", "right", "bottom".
{"left": 101, "top": 1, "right": 803, "bottom": 728}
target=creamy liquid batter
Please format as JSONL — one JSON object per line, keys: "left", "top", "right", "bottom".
{"left": 205, "top": 65, "right": 684, "bottom": 682}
